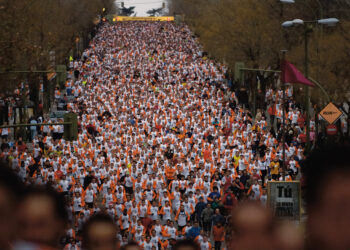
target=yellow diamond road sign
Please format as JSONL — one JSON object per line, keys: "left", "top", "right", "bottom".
{"left": 319, "top": 102, "right": 343, "bottom": 124}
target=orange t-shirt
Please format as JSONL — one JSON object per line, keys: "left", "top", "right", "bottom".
{"left": 213, "top": 225, "right": 225, "bottom": 241}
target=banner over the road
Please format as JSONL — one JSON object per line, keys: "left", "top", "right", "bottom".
{"left": 115, "top": 16, "right": 174, "bottom": 22}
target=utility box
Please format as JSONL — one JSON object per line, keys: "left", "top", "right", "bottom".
{"left": 64, "top": 112, "right": 78, "bottom": 141}
{"left": 234, "top": 62, "right": 245, "bottom": 83}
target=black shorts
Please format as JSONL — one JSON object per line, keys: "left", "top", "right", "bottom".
{"left": 271, "top": 174, "right": 279, "bottom": 180}
{"left": 53, "top": 132, "right": 59, "bottom": 140}
{"left": 125, "top": 186, "right": 133, "bottom": 195}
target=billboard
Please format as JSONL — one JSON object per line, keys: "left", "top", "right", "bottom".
{"left": 267, "top": 181, "right": 301, "bottom": 221}
{"left": 115, "top": 16, "right": 174, "bottom": 22}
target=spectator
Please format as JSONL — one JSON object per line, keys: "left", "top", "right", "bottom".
{"left": 0, "top": 137, "right": 9, "bottom": 152}
{"left": 1, "top": 122, "right": 9, "bottom": 139}
{"left": 0, "top": 163, "right": 24, "bottom": 250}
{"left": 227, "top": 201, "right": 275, "bottom": 250}
{"left": 82, "top": 213, "right": 119, "bottom": 250}
{"left": 273, "top": 221, "right": 304, "bottom": 250}
{"left": 173, "top": 239, "right": 200, "bottom": 250}
{"left": 305, "top": 145, "right": 350, "bottom": 250}
{"left": 16, "top": 186, "right": 68, "bottom": 248}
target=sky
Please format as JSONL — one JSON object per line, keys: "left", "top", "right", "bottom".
{"left": 116, "top": 0, "right": 169, "bottom": 16}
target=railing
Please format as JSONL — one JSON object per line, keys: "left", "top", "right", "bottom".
{"left": 0, "top": 122, "right": 71, "bottom": 129}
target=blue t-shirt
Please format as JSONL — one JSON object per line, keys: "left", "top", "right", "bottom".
{"left": 209, "top": 191, "right": 221, "bottom": 201}
{"left": 186, "top": 226, "right": 201, "bottom": 239}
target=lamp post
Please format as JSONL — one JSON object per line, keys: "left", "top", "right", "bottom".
{"left": 304, "top": 25, "right": 311, "bottom": 152}
{"left": 280, "top": 0, "right": 295, "bottom": 4}
{"left": 281, "top": 50, "right": 288, "bottom": 171}
{"left": 282, "top": 18, "right": 339, "bottom": 152}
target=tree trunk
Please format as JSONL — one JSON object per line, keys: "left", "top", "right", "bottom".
{"left": 347, "top": 101, "right": 350, "bottom": 137}
{"left": 29, "top": 74, "right": 40, "bottom": 115}
{"left": 43, "top": 73, "right": 50, "bottom": 114}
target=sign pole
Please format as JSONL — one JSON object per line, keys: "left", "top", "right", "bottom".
{"left": 305, "top": 27, "right": 311, "bottom": 153}
{"left": 281, "top": 50, "right": 288, "bottom": 171}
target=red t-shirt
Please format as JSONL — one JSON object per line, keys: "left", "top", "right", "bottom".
{"left": 299, "top": 133, "right": 306, "bottom": 143}
{"left": 142, "top": 217, "right": 153, "bottom": 231}
{"left": 56, "top": 170, "right": 64, "bottom": 180}
{"left": 297, "top": 117, "right": 305, "bottom": 128}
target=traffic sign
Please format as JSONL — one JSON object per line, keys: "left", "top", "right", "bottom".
{"left": 319, "top": 102, "right": 342, "bottom": 124}
{"left": 326, "top": 124, "right": 338, "bottom": 136}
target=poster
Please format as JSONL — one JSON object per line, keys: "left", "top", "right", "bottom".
{"left": 267, "top": 181, "right": 301, "bottom": 221}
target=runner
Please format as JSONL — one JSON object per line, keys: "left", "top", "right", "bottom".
{"left": 0, "top": 20, "right": 308, "bottom": 249}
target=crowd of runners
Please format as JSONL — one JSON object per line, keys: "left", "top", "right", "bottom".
{"left": 0, "top": 21, "right": 313, "bottom": 249}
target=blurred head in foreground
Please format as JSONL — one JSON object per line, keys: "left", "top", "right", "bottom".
{"left": 173, "top": 239, "right": 201, "bottom": 250}
{"left": 227, "top": 201, "right": 275, "bottom": 250}
{"left": 304, "top": 145, "right": 350, "bottom": 250}
{"left": 120, "top": 241, "right": 140, "bottom": 250}
{"left": 82, "top": 213, "right": 119, "bottom": 250}
{"left": 16, "top": 186, "right": 68, "bottom": 248}
{"left": 0, "top": 163, "right": 23, "bottom": 250}
{"left": 227, "top": 201, "right": 303, "bottom": 250}
{"left": 273, "top": 220, "right": 304, "bottom": 250}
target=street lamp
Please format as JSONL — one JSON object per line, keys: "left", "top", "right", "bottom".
{"left": 292, "top": 19, "right": 304, "bottom": 25}
{"left": 318, "top": 18, "right": 339, "bottom": 26}
{"left": 282, "top": 21, "right": 293, "bottom": 27}
{"left": 282, "top": 18, "right": 339, "bottom": 152}
{"left": 280, "top": 0, "right": 295, "bottom": 3}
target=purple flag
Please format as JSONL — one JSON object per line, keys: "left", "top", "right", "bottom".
{"left": 281, "top": 60, "right": 314, "bottom": 87}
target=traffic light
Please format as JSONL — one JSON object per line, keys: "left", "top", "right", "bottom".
{"left": 56, "top": 65, "right": 67, "bottom": 90}
{"left": 162, "top": 2, "right": 165, "bottom": 8}
{"left": 234, "top": 62, "right": 245, "bottom": 83}
{"left": 175, "top": 15, "right": 182, "bottom": 25}
{"left": 64, "top": 112, "right": 78, "bottom": 141}
{"left": 113, "top": 17, "right": 116, "bottom": 22}
{"left": 121, "top": 2, "right": 124, "bottom": 8}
